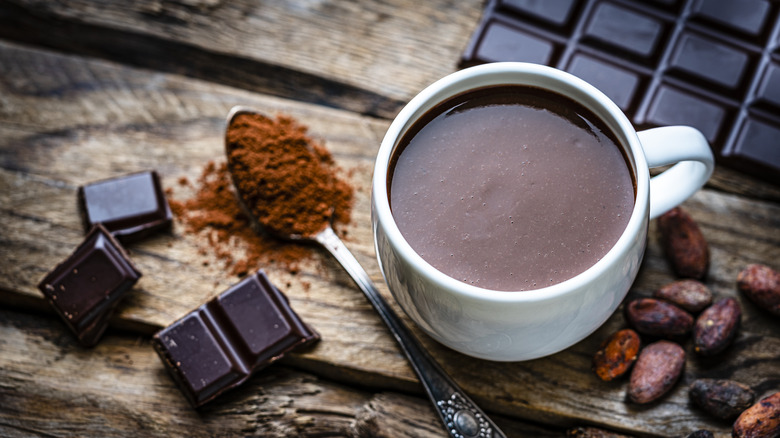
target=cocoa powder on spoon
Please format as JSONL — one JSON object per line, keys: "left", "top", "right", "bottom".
{"left": 168, "top": 112, "right": 354, "bottom": 277}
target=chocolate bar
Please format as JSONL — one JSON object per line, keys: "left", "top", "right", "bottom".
{"left": 461, "top": 0, "right": 780, "bottom": 184}
{"left": 152, "top": 270, "right": 319, "bottom": 407}
{"left": 37, "top": 224, "right": 142, "bottom": 346}
{"left": 78, "top": 170, "right": 173, "bottom": 243}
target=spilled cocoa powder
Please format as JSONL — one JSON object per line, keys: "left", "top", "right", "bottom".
{"left": 167, "top": 113, "right": 354, "bottom": 277}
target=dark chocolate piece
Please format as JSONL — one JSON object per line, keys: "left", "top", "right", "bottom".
{"left": 499, "top": 0, "right": 578, "bottom": 28}
{"left": 582, "top": 2, "right": 666, "bottom": 62}
{"left": 461, "top": 0, "right": 780, "bottom": 185}
{"left": 152, "top": 270, "right": 319, "bottom": 407}
{"left": 78, "top": 170, "right": 173, "bottom": 243}
{"left": 37, "top": 224, "right": 142, "bottom": 346}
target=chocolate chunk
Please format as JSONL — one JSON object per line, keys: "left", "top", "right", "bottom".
{"left": 499, "top": 0, "right": 578, "bottom": 28}
{"left": 37, "top": 224, "right": 142, "bottom": 346}
{"left": 567, "top": 53, "right": 643, "bottom": 112}
{"left": 667, "top": 32, "right": 754, "bottom": 94}
{"left": 582, "top": 2, "right": 666, "bottom": 62}
{"left": 690, "top": 0, "right": 771, "bottom": 39}
{"left": 78, "top": 170, "right": 173, "bottom": 243}
{"left": 468, "top": 19, "right": 557, "bottom": 65}
{"left": 460, "top": 0, "right": 780, "bottom": 184}
{"left": 152, "top": 270, "right": 319, "bottom": 407}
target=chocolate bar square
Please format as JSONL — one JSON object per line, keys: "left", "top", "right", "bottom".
{"left": 155, "top": 312, "right": 246, "bottom": 404}
{"left": 152, "top": 270, "right": 319, "bottom": 407}
{"left": 37, "top": 224, "right": 142, "bottom": 346}
{"left": 78, "top": 170, "right": 173, "bottom": 243}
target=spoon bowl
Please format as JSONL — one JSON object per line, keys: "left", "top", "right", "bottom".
{"left": 225, "top": 105, "right": 337, "bottom": 242}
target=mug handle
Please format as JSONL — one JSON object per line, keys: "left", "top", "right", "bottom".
{"left": 637, "top": 126, "right": 715, "bottom": 220}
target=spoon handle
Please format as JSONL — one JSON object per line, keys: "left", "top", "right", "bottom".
{"left": 315, "top": 226, "right": 506, "bottom": 438}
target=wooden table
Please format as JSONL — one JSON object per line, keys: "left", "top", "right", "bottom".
{"left": 1, "top": 1, "right": 778, "bottom": 437}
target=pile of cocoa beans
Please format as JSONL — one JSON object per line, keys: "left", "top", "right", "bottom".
{"left": 586, "top": 207, "right": 780, "bottom": 438}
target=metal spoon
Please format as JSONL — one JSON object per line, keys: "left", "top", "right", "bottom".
{"left": 225, "top": 106, "right": 506, "bottom": 438}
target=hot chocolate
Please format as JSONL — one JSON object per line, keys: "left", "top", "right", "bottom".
{"left": 389, "top": 85, "right": 635, "bottom": 291}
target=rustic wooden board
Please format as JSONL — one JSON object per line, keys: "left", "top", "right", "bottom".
{"left": 1, "top": 40, "right": 779, "bottom": 437}
{"left": 2, "top": 0, "right": 778, "bottom": 201}
{"left": 0, "top": 0, "right": 482, "bottom": 119}
{"left": 0, "top": 309, "right": 563, "bottom": 438}
{"left": 0, "top": 38, "right": 415, "bottom": 387}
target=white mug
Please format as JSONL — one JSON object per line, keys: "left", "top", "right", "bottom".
{"left": 371, "top": 62, "right": 714, "bottom": 361}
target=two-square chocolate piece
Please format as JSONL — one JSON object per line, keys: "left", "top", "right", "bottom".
{"left": 78, "top": 170, "right": 172, "bottom": 242}
{"left": 37, "top": 224, "right": 142, "bottom": 346}
{"left": 153, "top": 270, "right": 319, "bottom": 407}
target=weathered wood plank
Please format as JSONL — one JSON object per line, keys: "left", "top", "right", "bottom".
{"left": 1, "top": 41, "right": 779, "bottom": 437}
{"left": 0, "top": 0, "right": 483, "bottom": 119}
{"left": 1, "top": 0, "right": 778, "bottom": 200}
{"left": 0, "top": 309, "right": 562, "bottom": 438}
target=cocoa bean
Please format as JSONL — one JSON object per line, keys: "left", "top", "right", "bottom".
{"left": 628, "top": 340, "right": 685, "bottom": 404}
{"left": 658, "top": 207, "right": 709, "bottom": 280}
{"left": 694, "top": 297, "right": 741, "bottom": 355}
{"left": 625, "top": 298, "right": 694, "bottom": 338}
{"left": 654, "top": 279, "right": 713, "bottom": 313}
{"left": 593, "top": 329, "right": 641, "bottom": 381}
{"left": 689, "top": 378, "right": 755, "bottom": 420}
{"left": 737, "top": 264, "right": 780, "bottom": 317}
{"left": 733, "top": 391, "right": 780, "bottom": 438}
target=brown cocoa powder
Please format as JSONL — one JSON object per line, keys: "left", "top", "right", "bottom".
{"left": 226, "top": 113, "right": 353, "bottom": 238}
{"left": 168, "top": 113, "right": 354, "bottom": 277}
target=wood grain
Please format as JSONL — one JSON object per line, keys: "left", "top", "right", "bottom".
{"left": 0, "top": 309, "right": 564, "bottom": 438}
{"left": 0, "top": 0, "right": 482, "bottom": 119}
{"left": 1, "top": 39, "right": 779, "bottom": 437}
